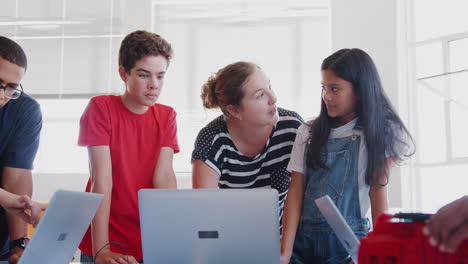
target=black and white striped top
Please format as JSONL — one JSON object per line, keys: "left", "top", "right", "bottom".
{"left": 191, "top": 108, "right": 303, "bottom": 229}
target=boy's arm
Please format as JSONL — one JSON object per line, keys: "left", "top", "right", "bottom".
{"left": 88, "top": 146, "right": 137, "bottom": 264}
{"left": 280, "top": 171, "right": 305, "bottom": 264}
{"left": 88, "top": 145, "right": 112, "bottom": 255}
{"left": 153, "top": 147, "right": 177, "bottom": 189}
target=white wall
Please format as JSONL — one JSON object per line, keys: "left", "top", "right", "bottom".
{"left": 24, "top": 1, "right": 331, "bottom": 202}
{"left": 27, "top": 0, "right": 412, "bottom": 208}
{"left": 329, "top": 0, "right": 410, "bottom": 208}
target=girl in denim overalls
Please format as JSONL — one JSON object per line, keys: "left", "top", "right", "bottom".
{"left": 280, "top": 49, "right": 415, "bottom": 264}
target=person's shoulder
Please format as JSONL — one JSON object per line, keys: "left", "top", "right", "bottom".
{"left": 89, "top": 94, "right": 117, "bottom": 105}
{"left": 153, "top": 103, "right": 175, "bottom": 116}
{"left": 200, "top": 115, "right": 226, "bottom": 133}
{"left": 16, "top": 93, "right": 40, "bottom": 110}
{"left": 298, "top": 122, "right": 311, "bottom": 133}
{"left": 83, "top": 95, "right": 114, "bottom": 112}
{"left": 86, "top": 95, "right": 124, "bottom": 114}
{"left": 277, "top": 107, "right": 304, "bottom": 128}
{"left": 193, "top": 115, "right": 227, "bottom": 155}
{"left": 384, "top": 117, "right": 415, "bottom": 157}
{"left": 197, "top": 115, "right": 226, "bottom": 140}
{"left": 278, "top": 107, "right": 303, "bottom": 122}
{"left": 152, "top": 104, "right": 177, "bottom": 127}
{"left": 18, "top": 93, "right": 38, "bottom": 104}
{"left": 297, "top": 118, "right": 319, "bottom": 138}
{"left": 12, "top": 94, "right": 41, "bottom": 120}
{"left": 382, "top": 118, "right": 407, "bottom": 143}
{"left": 386, "top": 118, "right": 405, "bottom": 132}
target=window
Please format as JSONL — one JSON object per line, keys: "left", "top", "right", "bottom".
{"left": 409, "top": 0, "right": 468, "bottom": 213}
{"left": 1, "top": 0, "right": 330, "bottom": 199}
{"left": 153, "top": 1, "right": 330, "bottom": 187}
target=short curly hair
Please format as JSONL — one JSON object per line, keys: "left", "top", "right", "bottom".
{"left": 0, "top": 36, "right": 27, "bottom": 70}
{"left": 118, "top": 30, "right": 173, "bottom": 73}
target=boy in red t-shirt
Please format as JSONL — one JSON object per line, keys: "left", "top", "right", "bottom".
{"left": 78, "top": 30, "right": 179, "bottom": 264}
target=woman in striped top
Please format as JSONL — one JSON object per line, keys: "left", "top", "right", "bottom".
{"left": 191, "top": 61, "right": 303, "bottom": 230}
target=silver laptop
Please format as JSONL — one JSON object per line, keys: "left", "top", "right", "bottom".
{"left": 315, "top": 195, "right": 360, "bottom": 264}
{"left": 139, "top": 189, "right": 280, "bottom": 264}
{"left": 19, "top": 189, "right": 103, "bottom": 264}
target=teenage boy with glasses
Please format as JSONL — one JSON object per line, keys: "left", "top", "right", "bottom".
{"left": 0, "top": 36, "right": 43, "bottom": 264}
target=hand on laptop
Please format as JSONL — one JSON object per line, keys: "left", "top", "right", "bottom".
{"left": 95, "top": 248, "right": 139, "bottom": 264}
{"left": 0, "top": 191, "right": 47, "bottom": 227}
{"left": 423, "top": 195, "right": 468, "bottom": 253}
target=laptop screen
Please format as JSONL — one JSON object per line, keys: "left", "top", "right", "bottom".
{"left": 19, "top": 190, "right": 102, "bottom": 264}
{"left": 139, "top": 189, "right": 280, "bottom": 264}
{"left": 315, "top": 195, "right": 360, "bottom": 263}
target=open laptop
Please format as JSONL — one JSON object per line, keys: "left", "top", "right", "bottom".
{"left": 315, "top": 195, "right": 360, "bottom": 264}
{"left": 139, "top": 189, "right": 280, "bottom": 264}
{"left": 19, "top": 189, "right": 103, "bottom": 264}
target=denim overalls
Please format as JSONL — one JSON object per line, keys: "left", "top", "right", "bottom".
{"left": 291, "top": 124, "right": 369, "bottom": 264}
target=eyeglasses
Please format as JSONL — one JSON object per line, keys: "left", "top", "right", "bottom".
{"left": 0, "top": 84, "right": 23, "bottom": 100}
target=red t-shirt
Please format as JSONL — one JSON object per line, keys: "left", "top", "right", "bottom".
{"left": 78, "top": 95, "right": 179, "bottom": 260}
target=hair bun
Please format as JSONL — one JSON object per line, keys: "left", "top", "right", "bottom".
{"left": 201, "top": 74, "right": 218, "bottom": 109}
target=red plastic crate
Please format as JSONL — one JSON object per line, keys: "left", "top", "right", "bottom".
{"left": 358, "top": 214, "right": 468, "bottom": 264}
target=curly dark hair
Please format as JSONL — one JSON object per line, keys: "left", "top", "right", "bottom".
{"left": 118, "top": 30, "right": 173, "bottom": 73}
{"left": 0, "top": 36, "right": 27, "bottom": 70}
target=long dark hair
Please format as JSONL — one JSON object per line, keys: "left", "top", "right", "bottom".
{"left": 306, "top": 48, "right": 415, "bottom": 186}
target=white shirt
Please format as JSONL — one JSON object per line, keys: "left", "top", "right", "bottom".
{"left": 287, "top": 118, "right": 371, "bottom": 218}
